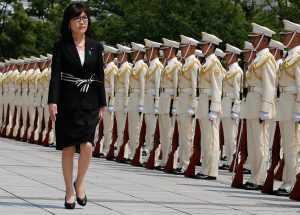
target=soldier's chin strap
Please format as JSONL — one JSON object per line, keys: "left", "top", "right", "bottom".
{"left": 228, "top": 53, "right": 235, "bottom": 65}
{"left": 104, "top": 52, "right": 111, "bottom": 64}
{"left": 247, "top": 50, "right": 254, "bottom": 63}
{"left": 203, "top": 43, "right": 212, "bottom": 56}
{"left": 118, "top": 52, "right": 126, "bottom": 66}
{"left": 148, "top": 47, "right": 154, "bottom": 64}
{"left": 254, "top": 35, "right": 264, "bottom": 51}
{"left": 163, "top": 47, "right": 173, "bottom": 65}
{"left": 183, "top": 45, "right": 191, "bottom": 59}
{"left": 133, "top": 51, "right": 140, "bottom": 63}
{"left": 286, "top": 32, "right": 297, "bottom": 49}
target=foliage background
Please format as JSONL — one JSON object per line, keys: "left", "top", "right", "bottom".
{"left": 0, "top": 0, "right": 299, "bottom": 61}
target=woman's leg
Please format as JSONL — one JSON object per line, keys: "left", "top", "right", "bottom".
{"left": 75, "top": 142, "right": 93, "bottom": 198}
{"left": 62, "top": 146, "right": 76, "bottom": 203}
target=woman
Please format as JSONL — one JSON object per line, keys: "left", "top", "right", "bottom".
{"left": 48, "top": 3, "right": 106, "bottom": 209}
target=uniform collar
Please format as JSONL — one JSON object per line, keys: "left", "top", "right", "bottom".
{"left": 167, "top": 57, "right": 177, "bottom": 65}
{"left": 184, "top": 54, "right": 196, "bottom": 64}
{"left": 106, "top": 61, "right": 115, "bottom": 68}
{"left": 256, "top": 48, "right": 269, "bottom": 58}
{"left": 288, "top": 45, "right": 300, "bottom": 56}
{"left": 228, "top": 62, "right": 239, "bottom": 73}
{"left": 119, "top": 61, "right": 128, "bottom": 69}
{"left": 204, "top": 53, "right": 217, "bottom": 66}
{"left": 150, "top": 57, "right": 160, "bottom": 67}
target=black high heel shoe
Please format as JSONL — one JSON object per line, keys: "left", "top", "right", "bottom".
{"left": 74, "top": 181, "right": 87, "bottom": 206}
{"left": 64, "top": 196, "right": 75, "bottom": 209}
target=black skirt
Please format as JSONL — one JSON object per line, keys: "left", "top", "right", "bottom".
{"left": 55, "top": 108, "right": 99, "bottom": 150}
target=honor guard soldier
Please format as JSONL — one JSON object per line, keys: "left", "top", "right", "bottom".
{"left": 115, "top": 44, "right": 132, "bottom": 157}
{"left": 173, "top": 35, "right": 200, "bottom": 175}
{"left": 128, "top": 42, "right": 148, "bottom": 161}
{"left": 220, "top": 44, "right": 243, "bottom": 170}
{"left": 157, "top": 38, "right": 182, "bottom": 170}
{"left": 143, "top": 39, "right": 163, "bottom": 162}
{"left": 275, "top": 20, "right": 300, "bottom": 196}
{"left": 267, "top": 39, "right": 285, "bottom": 151}
{"left": 243, "top": 23, "right": 277, "bottom": 190}
{"left": 0, "top": 62, "right": 4, "bottom": 131}
{"left": 195, "top": 32, "right": 224, "bottom": 180}
{"left": 215, "top": 48, "right": 226, "bottom": 61}
{"left": 101, "top": 45, "right": 118, "bottom": 157}
{"left": 195, "top": 49, "right": 205, "bottom": 64}
{"left": 1, "top": 60, "right": 10, "bottom": 135}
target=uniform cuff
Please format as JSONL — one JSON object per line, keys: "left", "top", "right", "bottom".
{"left": 210, "top": 101, "right": 221, "bottom": 113}
{"left": 260, "top": 101, "right": 272, "bottom": 113}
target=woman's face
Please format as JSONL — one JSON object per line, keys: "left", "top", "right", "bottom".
{"left": 69, "top": 12, "right": 88, "bottom": 35}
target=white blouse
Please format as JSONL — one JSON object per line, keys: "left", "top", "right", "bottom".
{"left": 78, "top": 50, "right": 85, "bottom": 66}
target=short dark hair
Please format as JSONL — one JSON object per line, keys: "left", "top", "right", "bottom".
{"left": 60, "top": 3, "right": 92, "bottom": 41}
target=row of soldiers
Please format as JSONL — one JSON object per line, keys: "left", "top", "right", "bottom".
{"left": 95, "top": 19, "right": 300, "bottom": 199}
{"left": 0, "top": 55, "right": 55, "bottom": 146}
{"left": 0, "top": 19, "right": 299, "bottom": 200}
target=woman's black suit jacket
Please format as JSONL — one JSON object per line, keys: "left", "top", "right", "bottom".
{"left": 48, "top": 37, "right": 106, "bottom": 110}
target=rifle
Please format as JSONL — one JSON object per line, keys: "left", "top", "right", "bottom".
{"left": 116, "top": 116, "right": 129, "bottom": 163}
{"left": 28, "top": 108, "right": 39, "bottom": 143}
{"left": 22, "top": 110, "right": 30, "bottom": 142}
{"left": 231, "top": 119, "right": 247, "bottom": 188}
{"left": 37, "top": 109, "right": 45, "bottom": 144}
{"left": 229, "top": 119, "right": 243, "bottom": 172}
{"left": 7, "top": 106, "right": 17, "bottom": 139}
{"left": 92, "top": 119, "right": 104, "bottom": 157}
{"left": 145, "top": 120, "right": 160, "bottom": 169}
{"left": 261, "top": 121, "right": 281, "bottom": 194}
{"left": 219, "top": 121, "right": 224, "bottom": 160}
{"left": 15, "top": 109, "right": 23, "bottom": 141}
{"left": 1, "top": 104, "right": 10, "bottom": 137}
{"left": 164, "top": 120, "right": 179, "bottom": 173}
{"left": 290, "top": 173, "right": 300, "bottom": 201}
{"left": 184, "top": 119, "right": 201, "bottom": 178}
{"left": 106, "top": 116, "right": 117, "bottom": 160}
{"left": 274, "top": 157, "right": 285, "bottom": 181}
{"left": 42, "top": 117, "right": 52, "bottom": 146}
{"left": 131, "top": 116, "right": 146, "bottom": 166}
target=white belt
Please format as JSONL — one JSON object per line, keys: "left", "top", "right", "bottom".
{"left": 22, "top": 89, "right": 28, "bottom": 92}
{"left": 115, "top": 88, "right": 126, "bottom": 93}
{"left": 145, "top": 89, "right": 156, "bottom": 94}
{"left": 130, "top": 88, "right": 140, "bottom": 93}
{"left": 279, "top": 86, "right": 297, "bottom": 94}
{"left": 223, "top": 92, "right": 234, "bottom": 98}
{"left": 61, "top": 73, "right": 101, "bottom": 92}
{"left": 160, "top": 88, "right": 174, "bottom": 94}
{"left": 199, "top": 88, "right": 212, "bottom": 96}
{"left": 178, "top": 88, "right": 193, "bottom": 94}
{"left": 248, "top": 86, "right": 263, "bottom": 94}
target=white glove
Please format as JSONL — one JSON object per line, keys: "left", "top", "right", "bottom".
{"left": 123, "top": 106, "right": 128, "bottom": 113}
{"left": 231, "top": 112, "right": 239, "bottom": 119}
{"left": 208, "top": 111, "right": 217, "bottom": 121}
{"left": 171, "top": 108, "right": 177, "bottom": 115}
{"left": 108, "top": 105, "right": 114, "bottom": 112}
{"left": 138, "top": 106, "right": 144, "bottom": 113}
{"left": 187, "top": 107, "right": 195, "bottom": 116}
{"left": 293, "top": 112, "right": 300, "bottom": 122}
{"left": 259, "top": 111, "right": 269, "bottom": 121}
{"left": 153, "top": 107, "right": 158, "bottom": 114}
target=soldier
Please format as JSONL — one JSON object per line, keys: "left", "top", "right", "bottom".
{"left": 195, "top": 32, "right": 223, "bottom": 180}
{"left": 41, "top": 54, "right": 53, "bottom": 145}
{"left": 243, "top": 23, "right": 276, "bottom": 190}
{"left": 220, "top": 44, "right": 243, "bottom": 170}
{"left": 0, "top": 62, "right": 5, "bottom": 132}
{"left": 33, "top": 56, "right": 47, "bottom": 143}
{"left": 157, "top": 38, "right": 182, "bottom": 170}
{"left": 275, "top": 20, "right": 300, "bottom": 196}
{"left": 128, "top": 42, "right": 147, "bottom": 161}
{"left": 114, "top": 44, "right": 131, "bottom": 158}
{"left": 143, "top": 39, "right": 163, "bottom": 163}
{"left": 215, "top": 48, "right": 226, "bottom": 61}
{"left": 101, "top": 45, "right": 118, "bottom": 157}
{"left": 173, "top": 35, "right": 200, "bottom": 175}
{"left": 12, "top": 60, "right": 25, "bottom": 138}
{"left": 267, "top": 39, "right": 285, "bottom": 154}
{"left": 27, "top": 56, "right": 41, "bottom": 142}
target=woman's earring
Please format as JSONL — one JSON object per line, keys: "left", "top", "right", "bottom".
{"left": 68, "top": 26, "right": 71, "bottom": 30}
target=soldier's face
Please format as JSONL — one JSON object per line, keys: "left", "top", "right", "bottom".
{"left": 200, "top": 43, "right": 210, "bottom": 55}
{"left": 224, "top": 53, "right": 232, "bottom": 64}
{"left": 281, "top": 33, "right": 293, "bottom": 47}
{"left": 163, "top": 47, "right": 171, "bottom": 59}
{"left": 69, "top": 12, "right": 88, "bottom": 35}
{"left": 180, "top": 45, "right": 188, "bottom": 57}
{"left": 250, "top": 35, "right": 262, "bottom": 49}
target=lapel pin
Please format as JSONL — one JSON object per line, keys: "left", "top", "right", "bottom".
{"left": 89, "top": 48, "right": 93, "bottom": 56}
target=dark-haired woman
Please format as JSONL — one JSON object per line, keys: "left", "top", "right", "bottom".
{"left": 48, "top": 3, "right": 106, "bottom": 209}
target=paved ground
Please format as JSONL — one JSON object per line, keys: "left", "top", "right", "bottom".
{"left": 0, "top": 137, "right": 299, "bottom": 215}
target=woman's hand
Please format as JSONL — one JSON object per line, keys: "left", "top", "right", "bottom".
{"left": 49, "top": 103, "right": 58, "bottom": 122}
{"left": 99, "top": 106, "right": 105, "bottom": 121}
